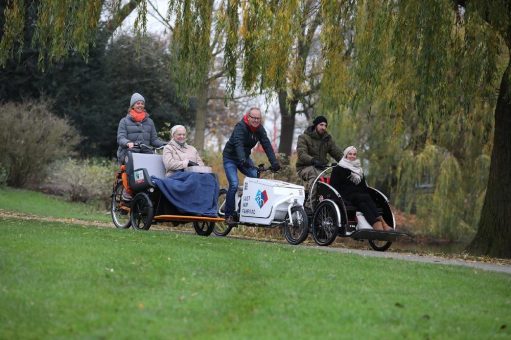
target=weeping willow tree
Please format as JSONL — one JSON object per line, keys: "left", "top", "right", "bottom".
{"left": 318, "top": 0, "right": 510, "bottom": 258}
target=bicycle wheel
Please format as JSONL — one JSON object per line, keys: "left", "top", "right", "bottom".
{"left": 311, "top": 200, "right": 339, "bottom": 246}
{"left": 193, "top": 221, "right": 214, "bottom": 236}
{"left": 283, "top": 206, "right": 309, "bottom": 245}
{"left": 130, "top": 192, "right": 154, "bottom": 231}
{"left": 111, "top": 181, "right": 131, "bottom": 229}
{"left": 213, "top": 189, "right": 233, "bottom": 236}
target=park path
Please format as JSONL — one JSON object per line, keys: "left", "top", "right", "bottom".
{"left": 1, "top": 209, "right": 510, "bottom": 275}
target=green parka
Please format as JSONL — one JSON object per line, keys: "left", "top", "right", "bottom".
{"left": 295, "top": 126, "right": 343, "bottom": 171}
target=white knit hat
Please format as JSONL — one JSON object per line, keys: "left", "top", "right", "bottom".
{"left": 130, "top": 93, "right": 145, "bottom": 107}
{"left": 343, "top": 146, "right": 357, "bottom": 158}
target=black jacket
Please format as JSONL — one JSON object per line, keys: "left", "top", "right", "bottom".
{"left": 329, "top": 166, "right": 369, "bottom": 199}
{"left": 223, "top": 119, "right": 277, "bottom": 165}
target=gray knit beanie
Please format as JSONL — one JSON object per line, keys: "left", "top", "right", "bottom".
{"left": 130, "top": 93, "right": 145, "bottom": 107}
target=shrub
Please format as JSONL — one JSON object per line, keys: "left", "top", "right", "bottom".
{"left": 43, "top": 158, "right": 115, "bottom": 205}
{"left": 0, "top": 100, "right": 80, "bottom": 188}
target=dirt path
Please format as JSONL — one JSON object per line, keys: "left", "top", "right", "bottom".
{"left": 1, "top": 209, "right": 510, "bottom": 275}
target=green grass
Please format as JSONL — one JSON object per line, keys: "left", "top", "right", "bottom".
{"left": 0, "top": 187, "right": 110, "bottom": 222}
{"left": 1, "top": 218, "right": 510, "bottom": 339}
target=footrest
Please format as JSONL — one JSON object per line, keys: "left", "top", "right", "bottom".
{"left": 351, "top": 229, "right": 408, "bottom": 242}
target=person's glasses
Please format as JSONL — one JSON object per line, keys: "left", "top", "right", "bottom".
{"left": 249, "top": 115, "right": 261, "bottom": 121}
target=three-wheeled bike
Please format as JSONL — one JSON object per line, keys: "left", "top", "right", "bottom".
{"left": 110, "top": 144, "right": 224, "bottom": 235}
{"left": 213, "top": 165, "right": 309, "bottom": 245}
{"left": 307, "top": 166, "right": 407, "bottom": 251}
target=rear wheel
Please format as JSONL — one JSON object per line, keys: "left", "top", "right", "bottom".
{"left": 130, "top": 192, "right": 154, "bottom": 231}
{"left": 283, "top": 206, "right": 309, "bottom": 245}
{"left": 213, "top": 189, "right": 233, "bottom": 236}
{"left": 311, "top": 200, "right": 339, "bottom": 246}
{"left": 193, "top": 221, "right": 214, "bottom": 236}
{"left": 111, "top": 181, "right": 131, "bottom": 229}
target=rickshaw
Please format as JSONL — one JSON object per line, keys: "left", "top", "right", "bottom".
{"left": 307, "top": 166, "right": 407, "bottom": 251}
{"left": 110, "top": 145, "right": 224, "bottom": 235}
{"left": 213, "top": 165, "right": 309, "bottom": 245}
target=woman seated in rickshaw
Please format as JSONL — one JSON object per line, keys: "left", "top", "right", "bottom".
{"left": 162, "top": 125, "right": 205, "bottom": 176}
{"left": 155, "top": 125, "right": 218, "bottom": 217}
{"left": 329, "top": 146, "right": 392, "bottom": 231}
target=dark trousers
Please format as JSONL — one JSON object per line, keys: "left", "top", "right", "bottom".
{"left": 346, "top": 192, "right": 379, "bottom": 225}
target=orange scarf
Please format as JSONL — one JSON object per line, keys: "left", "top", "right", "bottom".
{"left": 130, "top": 109, "right": 146, "bottom": 122}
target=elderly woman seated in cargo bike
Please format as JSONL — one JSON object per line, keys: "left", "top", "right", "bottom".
{"left": 162, "top": 125, "right": 205, "bottom": 177}
{"left": 329, "top": 146, "right": 392, "bottom": 231}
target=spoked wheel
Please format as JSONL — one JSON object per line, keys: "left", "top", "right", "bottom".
{"left": 311, "top": 200, "right": 339, "bottom": 246}
{"left": 283, "top": 206, "right": 309, "bottom": 245}
{"left": 111, "top": 181, "right": 131, "bottom": 229}
{"left": 130, "top": 192, "right": 154, "bottom": 231}
{"left": 213, "top": 189, "right": 233, "bottom": 237}
{"left": 193, "top": 221, "right": 214, "bottom": 236}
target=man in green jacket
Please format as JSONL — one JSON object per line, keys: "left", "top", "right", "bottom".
{"left": 296, "top": 116, "right": 343, "bottom": 212}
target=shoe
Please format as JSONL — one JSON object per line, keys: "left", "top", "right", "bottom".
{"left": 225, "top": 215, "right": 237, "bottom": 226}
{"left": 372, "top": 221, "right": 384, "bottom": 231}
{"left": 378, "top": 217, "right": 393, "bottom": 231}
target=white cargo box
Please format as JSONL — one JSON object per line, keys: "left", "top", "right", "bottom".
{"left": 239, "top": 177, "right": 305, "bottom": 225}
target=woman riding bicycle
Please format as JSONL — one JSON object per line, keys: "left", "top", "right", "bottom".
{"left": 116, "top": 92, "right": 166, "bottom": 201}
{"left": 116, "top": 92, "right": 166, "bottom": 165}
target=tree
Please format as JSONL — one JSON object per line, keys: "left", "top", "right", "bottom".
{"left": 326, "top": 0, "right": 509, "bottom": 258}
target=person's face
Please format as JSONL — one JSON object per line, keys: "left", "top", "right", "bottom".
{"left": 248, "top": 109, "right": 262, "bottom": 128}
{"left": 315, "top": 122, "right": 327, "bottom": 135}
{"left": 346, "top": 149, "right": 357, "bottom": 161}
{"left": 173, "top": 128, "right": 187, "bottom": 143}
{"left": 133, "top": 100, "right": 145, "bottom": 113}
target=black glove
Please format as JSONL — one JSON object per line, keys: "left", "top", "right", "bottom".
{"left": 187, "top": 160, "right": 199, "bottom": 167}
{"left": 312, "top": 159, "right": 327, "bottom": 169}
{"left": 270, "top": 163, "right": 281, "bottom": 172}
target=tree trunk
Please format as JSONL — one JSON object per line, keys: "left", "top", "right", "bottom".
{"left": 278, "top": 90, "right": 297, "bottom": 155}
{"left": 194, "top": 82, "right": 208, "bottom": 150}
{"left": 467, "top": 54, "right": 511, "bottom": 259}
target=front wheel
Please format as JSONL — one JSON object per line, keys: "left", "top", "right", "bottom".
{"left": 193, "top": 221, "right": 214, "bottom": 236}
{"left": 130, "top": 192, "right": 154, "bottom": 231}
{"left": 368, "top": 239, "right": 392, "bottom": 252}
{"left": 311, "top": 200, "right": 339, "bottom": 246}
{"left": 283, "top": 206, "right": 309, "bottom": 245}
{"left": 213, "top": 189, "right": 233, "bottom": 237}
{"left": 111, "top": 181, "right": 131, "bottom": 229}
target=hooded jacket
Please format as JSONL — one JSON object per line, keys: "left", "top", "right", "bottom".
{"left": 295, "top": 126, "right": 343, "bottom": 171}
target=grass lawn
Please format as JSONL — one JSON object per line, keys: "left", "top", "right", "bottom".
{"left": 1, "top": 218, "right": 510, "bottom": 339}
{"left": 0, "top": 187, "right": 110, "bottom": 222}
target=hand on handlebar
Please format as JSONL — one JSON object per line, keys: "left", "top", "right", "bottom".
{"left": 270, "top": 162, "right": 281, "bottom": 172}
{"left": 312, "top": 159, "right": 327, "bottom": 170}
{"left": 127, "top": 142, "right": 135, "bottom": 149}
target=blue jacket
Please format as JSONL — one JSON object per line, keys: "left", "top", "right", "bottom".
{"left": 222, "top": 119, "right": 277, "bottom": 165}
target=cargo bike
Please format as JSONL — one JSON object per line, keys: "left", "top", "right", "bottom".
{"left": 110, "top": 144, "right": 224, "bottom": 235}
{"left": 213, "top": 165, "right": 309, "bottom": 245}
{"left": 307, "top": 166, "right": 408, "bottom": 251}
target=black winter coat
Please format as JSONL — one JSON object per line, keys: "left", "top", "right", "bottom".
{"left": 329, "top": 166, "right": 369, "bottom": 199}
{"left": 222, "top": 119, "right": 277, "bottom": 165}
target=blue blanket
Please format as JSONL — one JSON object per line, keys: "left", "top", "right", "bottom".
{"left": 152, "top": 172, "right": 219, "bottom": 217}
